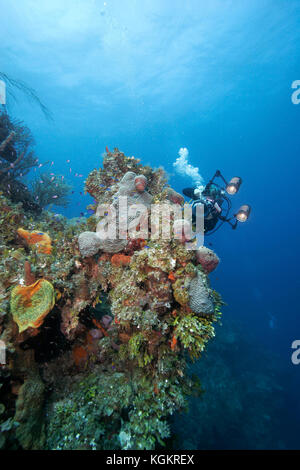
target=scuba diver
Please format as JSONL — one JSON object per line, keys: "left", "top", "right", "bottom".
{"left": 182, "top": 170, "right": 251, "bottom": 235}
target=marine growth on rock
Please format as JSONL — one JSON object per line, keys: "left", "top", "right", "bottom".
{"left": 0, "top": 146, "right": 224, "bottom": 451}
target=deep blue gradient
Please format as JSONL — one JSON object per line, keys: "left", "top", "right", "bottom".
{"left": 1, "top": 0, "right": 299, "bottom": 449}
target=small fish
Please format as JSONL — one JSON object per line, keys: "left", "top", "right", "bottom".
{"left": 38, "top": 163, "right": 43, "bottom": 168}
{"left": 66, "top": 159, "right": 70, "bottom": 163}
{"left": 51, "top": 177, "right": 55, "bottom": 182}
{"left": 51, "top": 161, "right": 54, "bottom": 166}
{"left": 52, "top": 195, "right": 58, "bottom": 199}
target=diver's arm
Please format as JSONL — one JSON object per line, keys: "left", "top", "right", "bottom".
{"left": 182, "top": 187, "right": 197, "bottom": 199}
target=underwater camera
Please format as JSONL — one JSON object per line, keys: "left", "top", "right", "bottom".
{"left": 202, "top": 170, "right": 251, "bottom": 235}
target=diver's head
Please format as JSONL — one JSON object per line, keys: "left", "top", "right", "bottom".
{"left": 202, "top": 183, "right": 223, "bottom": 201}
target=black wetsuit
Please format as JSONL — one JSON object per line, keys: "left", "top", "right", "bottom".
{"left": 182, "top": 187, "right": 222, "bottom": 233}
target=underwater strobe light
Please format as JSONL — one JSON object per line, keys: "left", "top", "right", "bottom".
{"left": 235, "top": 204, "right": 251, "bottom": 223}
{"left": 226, "top": 176, "right": 242, "bottom": 195}
{"left": 203, "top": 170, "right": 252, "bottom": 234}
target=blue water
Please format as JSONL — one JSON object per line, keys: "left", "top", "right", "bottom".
{"left": 1, "top": 0, "right": 299, "bottom": 449}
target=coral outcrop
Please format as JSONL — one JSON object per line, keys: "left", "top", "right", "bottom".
{"left": 0, "top": 146, "right": 224, "bottom": 451}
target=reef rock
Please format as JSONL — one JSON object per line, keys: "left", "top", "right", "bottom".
{"left": 14, "top": 372, "right": 46, "bottom": 449}
{"left": 98, "top": 237, "right": 128, "bottom": 254}
{"left": 82, "top": 170, "right": 153, "bottom": 254}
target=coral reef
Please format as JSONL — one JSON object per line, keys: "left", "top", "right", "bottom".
{"left": 0, "top": 146, "right": 223, "bottom": 450}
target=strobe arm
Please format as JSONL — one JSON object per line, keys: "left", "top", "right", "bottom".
{"left": 207, "top": 170, "right": 228, "bottom": 188}
{"left": 218, "top": 214, "right": 238, "bottom": 229}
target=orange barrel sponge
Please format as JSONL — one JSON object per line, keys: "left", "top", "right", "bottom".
{"left": 10, "top": 279, "right": 55, "bottom": 333}
{"left": 17, "top": 228, "right": 52, "bottom": 255}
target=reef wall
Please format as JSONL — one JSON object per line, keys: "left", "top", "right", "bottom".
{"left": 0, "top": 148, "right": 223, "bottom": 450}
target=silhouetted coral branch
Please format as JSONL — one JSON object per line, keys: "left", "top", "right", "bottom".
{"left": 0, "top": 131, "right": 16, "bottom": 153}
{"left": 30, "top": 173, "right": 72, "bottom": 208}
{"left": 0, "top": 151, "right": 25, "bottom": 175}
{"left": 0, "top": 72, "right": 53, "bottom": 121}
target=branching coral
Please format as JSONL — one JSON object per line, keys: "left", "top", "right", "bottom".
{"left": 173, "top": 314, "right": 215, "bottom": 361}
{"left": 0, "top": 112, "right": 38, "bottom": 178}
{"left": 0, "top": 112, "right": 41, "bottom": 212}
{"left": 0, "top": 72, "right": 52, "bottom": 120}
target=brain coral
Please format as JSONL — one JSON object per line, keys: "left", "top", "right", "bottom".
{"left": 10, "top": 279, "right": 55, "bottom": 332}
{"left": 78, "top": 231, "right": 102, "bottom": 258}
{"left": 188, "top": 270, "right": 215, "bottom": 315}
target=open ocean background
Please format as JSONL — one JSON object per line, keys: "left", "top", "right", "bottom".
{"left": 1, "top": 0, "right": 299, "bottom": 449}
